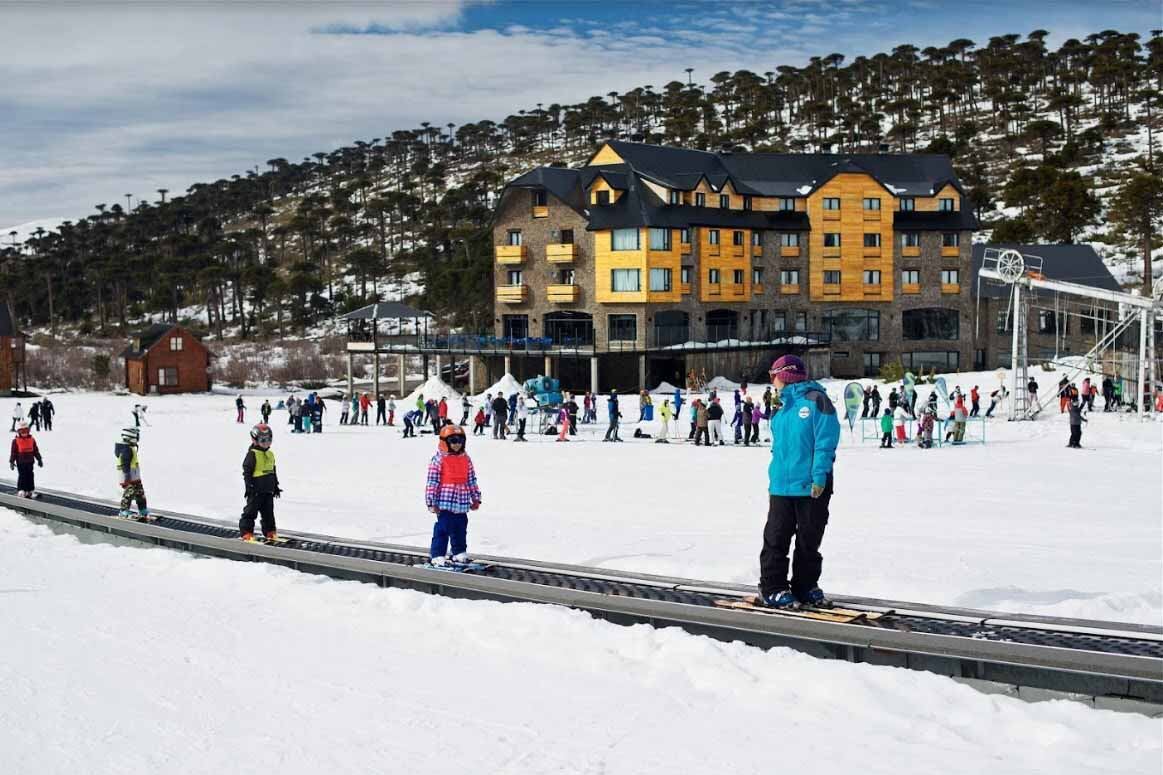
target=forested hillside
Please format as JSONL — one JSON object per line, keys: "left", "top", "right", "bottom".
{"left": 4, "top": 28, "right": 1160, "bottom": 342}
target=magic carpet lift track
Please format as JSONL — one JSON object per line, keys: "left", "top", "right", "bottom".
{"left": 4, "top": 484, "right": 1161, "bottom": 715}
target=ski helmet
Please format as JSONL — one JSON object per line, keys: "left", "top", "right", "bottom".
{"left": 438, "top": 423, "right": 467, "bottom": 454}
{"left": 16, "top": 420, "right": 29, "bottom": 434}
{"left": 121, "top": 427, "right": 140, "bottom": 444}
{"left": 250, "top": 423, "right": 273, "bottom": 448}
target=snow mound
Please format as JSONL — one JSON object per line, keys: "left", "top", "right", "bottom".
{"left": 706, "top": 376, "right": 740, "bottom": 391}
{"left": 478, "top": 373, "right": 524, "bottom": 398}
{"left": 650, "top": 381, "right": 681, "bottom": 395}
{"left": 403, "top": 375, "right": 460, "bottom": 407}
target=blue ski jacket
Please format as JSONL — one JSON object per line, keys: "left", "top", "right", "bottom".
{"left": 768, "top": 380, "right": 840, "bottom": 497}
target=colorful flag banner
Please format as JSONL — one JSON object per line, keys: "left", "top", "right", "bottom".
{"left": 843, "top": 382, "right": 864, "bottom": 431}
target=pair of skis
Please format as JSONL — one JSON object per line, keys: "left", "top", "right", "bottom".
{"left": 417, "top": 559, "right": 492, "bottom": 574}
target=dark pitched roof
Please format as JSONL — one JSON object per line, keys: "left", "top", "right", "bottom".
{"left": 719, "top": 151, "right": 963, "bottom": 197}
{"left": 503, "top": 167, "right": 586, "bottom": 215}
{"left": 121, "top": 323, "right": 177, "bottom": 358}
{"left": 0, "top": 303, "right": 16, "bottom": 337}
{"left": 970, "top": 244, "right": 1121, "bottom": 299}
{"left": 342, "top": 301, "right": 432, "bottom": 320}
{"left": 894, "top": 209, "right": 979, "bottom": 230}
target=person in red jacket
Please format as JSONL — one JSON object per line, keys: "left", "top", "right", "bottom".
{"left": 359, "top": 392, "right": 371, "bottom": 425}
{"left": 9, "top": 421, "right": 43, "bottom": 498}
{"left": 438, "top": 396, "right": 449, "bottom": 424}
{"left": 969, "top": 385, "right": 980, "bottom": 417}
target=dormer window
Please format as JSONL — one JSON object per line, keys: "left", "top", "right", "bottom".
{"left": 719, "top": 194, "right": 730, "bottom": 209}
{"left": 899, "top": 197, "right": 915, "bottom": 211}
{"left": 595, "top": 190, "right": 610, "bottom": 206}
{"left": 532, "top": 190, "right": 547, "bottom": 207}
{"left": 668, "top": 190, "right": 681, "bottom": 205}
{"left": 742, "top": 195, "right": 753, "bottom": 211}
{"left": 695, "top": 193, "right": 706, "bottom": 207}
{"left": 779, "top": 198, "right": 795, "bottom": 211}
{"left": 939, "top": 198, "right": 955, "bottom": 211}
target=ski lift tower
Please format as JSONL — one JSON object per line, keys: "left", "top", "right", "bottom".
{"left": 979, "top": 248, "right": 1162, "bottom": 420}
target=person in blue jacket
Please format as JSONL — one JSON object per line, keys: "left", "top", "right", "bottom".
{"left": 759, "top": 354, "right": 841, "bottom": 609}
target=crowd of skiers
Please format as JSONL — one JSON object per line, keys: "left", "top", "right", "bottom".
{"left": 10, "top": 398, "right": 55, "bottom": 433}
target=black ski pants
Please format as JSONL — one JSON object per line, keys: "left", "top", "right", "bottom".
{"left": 1068, "top": 425, "right": 1082, "bottom": 447}
{"left": 15, "top": 461, "right": 35, "bottom": 492}
{"left": 694, "top": 426, "right": 709, "bottom": 445}
{"left": 759, "top": 476, "right": 833, "bottom": 598}
{"left": 516, "top": 418, "right": 526, "bottom": 439}
{"left": 376, "top": 407, "right": 386, "bottom": 425}
{"left": 240, "top": 492, "right": 276, "bottom": 536}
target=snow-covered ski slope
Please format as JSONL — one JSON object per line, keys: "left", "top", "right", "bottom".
{"left": 12, "top": 370, "right": 1162, "bottom": 626}
{"left": 2, "top": 514, "right": 1158, "bottom": 775}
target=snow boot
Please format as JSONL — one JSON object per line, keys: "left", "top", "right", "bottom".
{"left": 429, "top": 556, "right": 449, "bottom": 567}
{"left": 802, "top": 587, "right": 831, "bottom": 608}
{"left": 761, "top": 590, "right": 799, "bottom": 609}
{"left": 451, "top": 552, "right": 470, "bottom": 564}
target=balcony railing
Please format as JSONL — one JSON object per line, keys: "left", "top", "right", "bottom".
{"left": 546, "top": 284, "right": 580, "bottom": 303}
{"left": 546, "top": 243, "right": 577, "bottom": 263}
{"left": 495, "top": 245, "right": 526, "bottom": 264}
{"left": 495, "top": 285, "right": 528, "bottom": 303}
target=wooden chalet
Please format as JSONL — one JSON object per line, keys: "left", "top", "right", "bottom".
{"left": 121, "top": 324, "right": 213, "bottom": 395}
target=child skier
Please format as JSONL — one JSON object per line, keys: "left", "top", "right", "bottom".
{"left": 240, "top": 423, "right": 281, "bottom": 542}
{"left": 879, "top": 408, "right": 893, "bottom": 448}
{"left": 473, "top": 407, "right": 486, "bottom": 435}
{"left": 425, "top": 424, "right": 481, "bottom": 566}
{"left": 402, "top": 408, "right": 420, "bottom": 438}
{"left": 9, "top": 421, "right": 43, "bottom": 497}
{"left": 235, "top": 395, "right": 246, "bottom": 423}
{"left": 115, "top": 426, "right": 150, "bottom": 520}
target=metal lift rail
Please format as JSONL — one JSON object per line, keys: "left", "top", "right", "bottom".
{"left": 5, "top": 485, "right": 1161, "bottom": 716}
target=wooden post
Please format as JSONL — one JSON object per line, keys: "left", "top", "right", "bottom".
{"left": 373, "top": 351, "right": 380, "bottom": 399}
{"left": 346, "top": 352, "right": 353, "bottom": 398}
{"left": 591, "top": 356, "right": 599, "bottom": 395}
{"left": 398, "top": 354, "right": 406, "bottom": 395}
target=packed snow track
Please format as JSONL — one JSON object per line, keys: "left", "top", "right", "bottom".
{"left": 6, "top": 484, "right": 1161, "bottom": 715}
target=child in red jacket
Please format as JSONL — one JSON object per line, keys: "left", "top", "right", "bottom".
{"left": 9, "top": 421, "right": 43, "bottom": 498}
{"left": 425, "top": 424, "right": 481, "bottom": 565}
{"left": 473, "top": 407, "right": 486, "bottom": 435}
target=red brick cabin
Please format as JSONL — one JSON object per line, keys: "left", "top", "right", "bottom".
{"left": 0, "top": 303, "right": 26, "bottom": 396}
{"left": 121, "top": 324, "right": 213, "bottom": 395}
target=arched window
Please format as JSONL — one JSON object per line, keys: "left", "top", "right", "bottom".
{"left": 653, "top": 310, "right": 689, "bottom": 347}
{"left": 706, "top": 309, "right": 738, "bottom": 342}
{"left": 902, "top": 308, "right": 959, "bottom": 340}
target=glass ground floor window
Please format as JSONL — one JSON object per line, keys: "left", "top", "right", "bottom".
{"left": 901, "top": 351, "right": 960, "bottom": 371}
{"left": 502, "top": 314, "right": 528, "bottom": 340}
{"left": 863, "top": 352, "right": 882, "bottom": 377}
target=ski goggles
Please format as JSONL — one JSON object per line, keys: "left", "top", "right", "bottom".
{"left": 444, "top": 434, "right": 466, "bottom": 446}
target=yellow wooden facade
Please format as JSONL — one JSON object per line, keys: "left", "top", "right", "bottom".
{"left": 698, "top": 226, "right": 751, "bottom": 303}
{"left": 594, "top": 227, "right": 685, "bottom": 304}
{"left": 805, "top": 173, "right": 895, "bottom": 303}
{"left": 588, "top": 144, "right": 625, "bottom": 166}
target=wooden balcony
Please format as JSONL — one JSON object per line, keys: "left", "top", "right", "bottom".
{"left": 532, "top": 206, "right": 549, "bottom": 218}
{"left": 863, "top": 247, "right": 882, "bottom": 258}
{"left": 495, "top": 285, "right": 528, "bottom": 304}
{"left": 863, "top": 210, "right": 881, "bottom": 221}
{"left": 495, "top": 245, "right": 526, "bottom": 265}
{"left": 941, "top": 246, "right": 960, "bottom": 257}
{"left": 751, "top": 245, "right": 763, "bottom": 257}
{"left": 752, "top": 284, "right": 764, "bottom": 294}
{"left": 823, "top": 211, "right": 840, "bottom": 221}
{"left": 546, "top": 243, "right": 577, "bottom": 263}
{"left": 680, "top": 282, "right": 691, "bottom": 295}
{"left": 546, "top": 284, "right": 580, "bottom": 303}
{"left": 941, "top": 283, "right": 960, "bottom": 295}
{"left": 730, "top": 245, "right": 745, "bottom": 257}
{"left": 706, "top": 245, "right": 721, "bottom": 257}
{"left": 780, "top": 284, "right": 800, "bottom": 295}
{"left": 780, "top": 246, "right": 800, "bottom": 257}
{"left": 823, "top": 247, "right": 841, "bottom": 258}
{"left": 681, "top": 242, "right": 692, "bottom": 254}
{"left": 902, "top": 283, "right": 921, "bottom": 295}
{"left": 902, "top": 246, "right": 921, "bottom": 257}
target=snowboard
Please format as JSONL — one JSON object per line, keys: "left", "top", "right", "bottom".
{"left": 116, "top": 512, "right": 156, "bottom": 523}
{"left": 714, "top": 595, "right": 885, "bottom": 625}
{"left": 417, "top": 560, "right": 492, "bottom": 574}
{"left": 241, "top": 534, "right": 291, "bottom": 546}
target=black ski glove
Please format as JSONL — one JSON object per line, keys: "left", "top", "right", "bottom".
{"left": 37, "top": 460, "right": 43, "bottom": 467}
{"left": 273, "top": 488, "right": 282, "bottom": 498}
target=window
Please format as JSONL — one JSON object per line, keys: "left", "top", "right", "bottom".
{"left": 612, "top": 228, "right": 640, "bottom": 251}
{"left": 502, "top": 314, "right": 528, "bottom": 340}
{"left": 506, "top": 269, "right": 523, "bottom": 286}
{"left": 938, "top": 198, "right": 955, "bottom": 211}
{"left": 169, "top": 336, "right": 183, "bottom": 351}
{"left": 649, "top": 268, "right": 672, "bottom": 292}
{"left": 823, "top": 309, "right": 880, "bottom": 341}
{"left": 863, "top": 233, "right": 881, "bottom": 248}
{"left": 558, "top": 269, "right": 575, "bottom": 285}
{"left": 901, "top": 269, "right": 920, "bottom": 285}
{"left": 752, "top": 267, "right": 764, "bottom": 285}
{"left": 902, "top": 308, "right": 959, "bottom": 340}
{"left": 532, "top": 190, "right": 547, "bottom": 207}
{"left": 780, "top": 233, "right": 800, "bottom": 247}
{"left": 157, "top": 367, "right": 178, "bottom": 387}
{"left": 779, "top": 198, "right": 795, "bottom": 211}
{"left": 751, "top": 231, "right": 762, "bottom": 246}
{"left": 559, "top": 229, "right": 574, "bottom": 244}
{"left": 668, "top": 190, "right": 681, "bottom": 205}
{"left": 695, "top": 192, "right": 706, "bottom": 207}
{"left": 743, "top": 195, "right": 753, "bottom": 211}
{"left": 899, "top": 197, "right": 915, "bottom": 211}
{"left": 732, "top": 230, "right": 744, "bottom": 246}
{"left": 863, "top": 197, "right": 881, "bottom": 210}
{"left": 863, "top": 352, "right": 882, "bottom": 377}
{"left": 863, "top": 270, "right": 882, "bottom": 285}
{"left": 823, "top": 197, "right": 841, "bottom": 210}
{"left": 780, "top": 269, "right": 800, "bottom": 285}
{"left": 942, "top": 232, "right": 960, "bottom": 248}
{"left": 680, "top": 266, "right": 691, "bottom": 284}
{"left": 772, "top": 311, "right": 786, "bottom": 331}
{"left": 648, "top": 228, "right": 672, "bottom": 251}
{"left": 902, "top": 351, "right": 960, "bottom": 371}
{"left": 708, "top": 269, "right": 721, "bottom": 284}
{"left": 732, "top": 269, "right": 744, "bottom": 284}
{"left": 996, "top": 309, "right": 1011, "bottom": 334}
{"left": 831, "top": 351, "right": 850, "bottom": 360}
{"left": 544, "top": 311, "right": 594, "bottom": 346}
{"left": 595, "top": 190, "right": 610, "bottom": 206}
{"left": 940, "top": 269, "right": 959, "bottom": 285}
{"left": 901, "top": 232, "right": 920, "bottom": 248}
{"left": 719, "top": 194, "right": 730, "bottom": 209}
{"left": 823, "top": 270, "right": 841, "bottom": 285}
{"left": 610, "top": 269, "right": 640, "bottom": 292}
{"left": 1038, "top": 310, "right": 1057, "bottom": 334}
{"left": 680, "top": 228, "right": 691, "bottom": 244}
{"left": 506, "top": 230, "right": 522, "bottom": 246}
{"left": 795, "top": 312, "right": 808, "bottom": 331}
{"left": 708, "top": 229, "right": 720, "bottom": 245}
{"left": 823, "top": 233, "right": 841, "bottom": 247}
{"left": 608, "top": 314, "right": 637, "bottom": 342}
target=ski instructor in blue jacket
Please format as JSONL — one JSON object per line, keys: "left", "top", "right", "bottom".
{"left": 760, "top": 354, "right": 841, "bottom": 609}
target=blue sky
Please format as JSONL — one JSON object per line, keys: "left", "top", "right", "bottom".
{"left": 1, "top": 0, "right": 1156, "bottom": 231}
